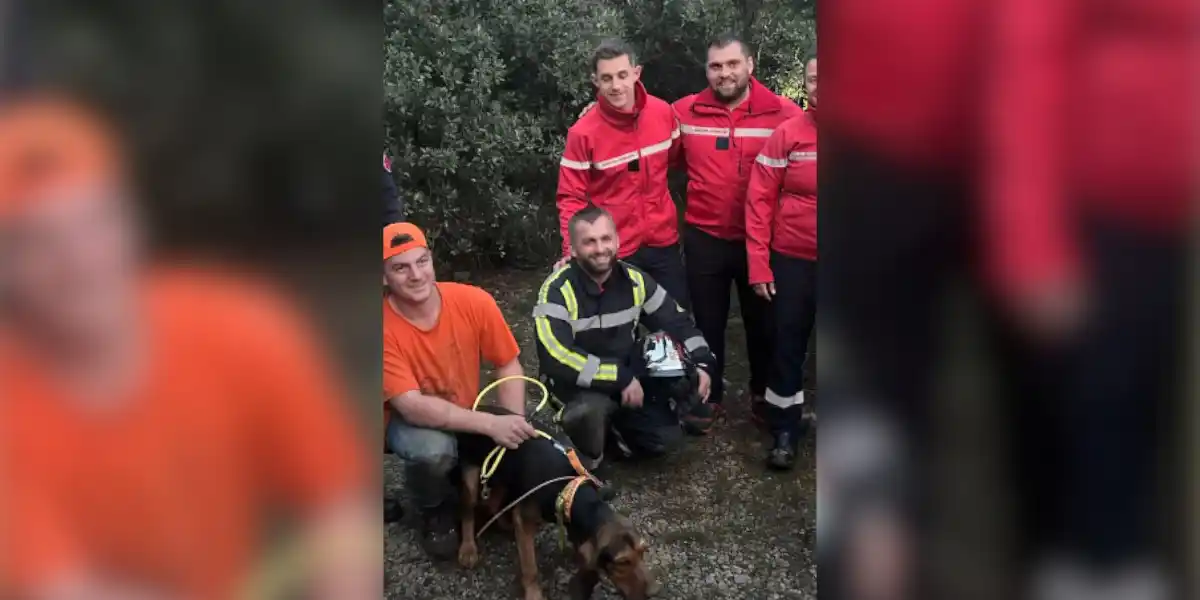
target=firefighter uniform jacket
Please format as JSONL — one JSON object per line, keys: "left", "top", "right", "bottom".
{"left": 533, "top": 260, "right": 716, "bottom": 394}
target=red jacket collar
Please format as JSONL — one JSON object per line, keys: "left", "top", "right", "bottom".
{"left": 597, "top": 80, "right": 648, "bottom": 126}
{"left": 693, "top": 78, "right": 782, "bottom": 114}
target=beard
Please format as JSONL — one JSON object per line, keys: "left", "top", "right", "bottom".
{"left": 578, "top": 251, "right": 615, "bottom": 277}
{"left": 711, "top": 76, "right": 750, "bottom": 104}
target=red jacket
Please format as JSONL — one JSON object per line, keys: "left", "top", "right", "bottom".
{"left": 673, "top": 79, "right": 803, "bottom": 241}
{"left": 822, "top": 0, "right": 989, "bottom": 172}
{"left": 556, "top": 82, "right": 680, "bottom": 258}
{"left": 745, "top": 112, "right": 817, "bottom": 284}
{"left": 983, "top": 0, "right": 1195, "bottom": 299}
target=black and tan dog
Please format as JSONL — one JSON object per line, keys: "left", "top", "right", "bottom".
{"left": 456, "top": 405, "right": 657, "bottom": 600}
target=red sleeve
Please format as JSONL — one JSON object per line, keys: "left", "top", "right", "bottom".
{"left": 745, "top": 125, "right": 790, "bottom": 284}
{"left": 982, "top": 0, "right": 1082, "bottom": 301}
{"left": 472, "top": 288, "right": 521, "bottom": 367}
{"left": 556, "top": 129, "right": 591, "bottom": 258}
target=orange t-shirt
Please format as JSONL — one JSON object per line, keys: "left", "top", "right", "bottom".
{"left": 382, "top": 283, "right": 520, "bottom": 424}
{"left": 0, "top": 268, "right": 370, "bottom": 599}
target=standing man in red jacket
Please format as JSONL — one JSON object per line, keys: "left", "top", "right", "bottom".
{"left": 672, "top": 33, "right": 803, "bottom": 430}
{"left": 555, "top": 39, "right": 689, "bottom": 309}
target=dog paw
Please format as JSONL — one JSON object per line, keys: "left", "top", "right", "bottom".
{"left": 457, "top": 543, "right": 481, "bottom": 569}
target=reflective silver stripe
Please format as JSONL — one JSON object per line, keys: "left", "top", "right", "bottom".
{"left": 684, "top": 336, "right": 709, "bottom": 353}
{"left": 679, "top": 124, "right": 730, "bottom": 137}
{"left": 593, "top": 135, "right": 674, "bottom": 170}
{"left": 671, "top": 127, "right": 681, "bottom": 139}
{"left": 595, "top": 150, "right": 639, "bottom": 170}
{"left": 578, "top": 355, "right": 603, "bottom": 386}
{"left": 643, "top": 285, "right": 667, "bottom": 314}
{"left": 570, "top": 305, "right": 640, "bottom": 333}
{"left": 789, "top": 151, "right": 816, "bottom": 161}
{"left": 765, "top": 388, "right": 804, "bottom": 408}
{"left": 640, "top": 138, "right": 673, "bottom": 158}
{"left": 755, "top": 154, "right": 789, "bottom": 168}
{"left": 532, "top": 303, "right": 571, "bottom": 320}
{"left": 561, "top": 157, "right": 591, "bottom": 170}
{"left": 734, "top": 128, "right": 774, "bottom": 138}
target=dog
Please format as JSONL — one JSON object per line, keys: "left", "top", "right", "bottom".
{"left": 456, "top": 405, "right": 657, "bottom": 600}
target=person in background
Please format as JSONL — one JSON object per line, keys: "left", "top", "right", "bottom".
{"left": 382, "top": 151, "right": 404, "bottom": 224}
{"left": 744, "top": 50, "right": 817, "bottom": 470}
{"left": 554, "top": 39, "right": 689, "bottom": 308}
{"left": 536, "top": 205, "right": 715, "bottom": 468}
{"left": 0, "top": 94, "right": 378, "bottom": 599}
{"left": 671, "top": 33, "right": 804, "bottom": 434}
{"left": 381, "top": 221, "right": 536, "bottom": 561}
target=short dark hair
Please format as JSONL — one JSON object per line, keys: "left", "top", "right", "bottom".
{"left": 803, "top": 43, "right": 817, "bottom": 68}
{"left": 568, "top": 204, "right": 614, "bottom": 243}
{"left": 592, "top": 38, "right": 637, "bottom": 72}
{"left": 708, "top": 32, "right": 754, "bottom": 57}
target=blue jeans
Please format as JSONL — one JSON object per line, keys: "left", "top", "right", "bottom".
{"left": 386, "top": 416, "right": 458, "bottom": 510}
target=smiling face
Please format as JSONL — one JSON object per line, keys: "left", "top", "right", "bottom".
{"left": 382, "top": 246, "right": 435, "bottom": 304}
{"left": 706, "top": 41, "right": 754, "bottom": 105}
{"left": 569, "top": 214, "right": 619, "bottom": 277}
{"left": 593, "top": 53, "right": 643, "bottom": 112}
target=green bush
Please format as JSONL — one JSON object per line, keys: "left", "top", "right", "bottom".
{"left": 385, "top": 0, "right": 814, "bottom": 269}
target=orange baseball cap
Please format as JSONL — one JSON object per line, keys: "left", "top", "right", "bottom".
{"left": 383, "top": 222, "right": 428, "bottom": 261}
{"left": 0, "top": 95, "right": 125, "bottom": 221}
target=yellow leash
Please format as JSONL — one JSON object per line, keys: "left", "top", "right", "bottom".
{"left": 472, "top": 375, "right": 601, "bottom": 551}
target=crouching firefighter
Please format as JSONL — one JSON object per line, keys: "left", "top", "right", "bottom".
{"left": 535, "top": 205, "right": 716, "bottom": 468}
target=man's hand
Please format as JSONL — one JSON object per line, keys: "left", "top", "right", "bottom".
{"left": 577, "top": 101, "right": 597, "bottom": 121}
{"left": 752, "top": 282, "right": 776, "bottom": 301}
{"left": 620, "top": 378, "right": 644, "bottom": 409}
{"left": 553, "top": 255, "right": 571, "bottom": 270}
{"left": 484, "top": 414, "right": 537, "bottom": 449}
{"left": 696, "top": 369, "right": 712, "bottom": 402}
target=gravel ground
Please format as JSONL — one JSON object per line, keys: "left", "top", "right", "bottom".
{"left": 384, "top": 271, "right": 816, "bottom": 599}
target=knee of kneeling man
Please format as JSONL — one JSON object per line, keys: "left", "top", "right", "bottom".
{"left": 411, "top": 449, "right": 457, "bottom": 475}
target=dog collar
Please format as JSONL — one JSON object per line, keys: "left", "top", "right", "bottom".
{"left": 555, "top": 475, "right": 592, "bottom": 551}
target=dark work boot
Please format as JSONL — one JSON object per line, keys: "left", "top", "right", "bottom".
{"left": 767, "top": 430, "right": 801, "bottom": 471}
{"left": 418, "top": 503, "right": 459, "bottom": 561}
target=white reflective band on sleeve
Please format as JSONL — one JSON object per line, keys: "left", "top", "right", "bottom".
{"left": 671, "top": 128, "right": 681, "bottom": 139}
{"left": 679, "top": 124, "right": 731, "bottom": 137}
{"left": 560, "top": 157, "right": 591, "bottom": 170}
{"left": 734, "top": 128, "right": 775, "bottom": 138}
{"left": 765, "top": 388, "right": 804, "bottom": 408}
{"left": 578, "top": 355, "right": 602, "bottom": 386}
{"left": 642, "top": 286, "right": 667, "bottom": 314}
{"left": 684, "top": 336, "right": 708, "bottom": 352}
{"left": 532, "top": 303, "right": 571, "bottom": 320}
{"left": 755, "top": 154, "right": 789, "bottom": 168}
{"left": 789, "top": 151, "right": 817, "bottom": 161}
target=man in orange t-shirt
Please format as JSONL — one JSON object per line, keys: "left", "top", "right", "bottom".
{"left": 382, "top": 222, "right": 537, "bottom": 560}
{"left": 0, "top": 96, "right": 377, "bottom": 598}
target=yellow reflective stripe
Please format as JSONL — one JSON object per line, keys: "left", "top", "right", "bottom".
{"left": 596, "top": 364, "right": 619, "bottom": 381}
{"left": 536, "top": 267, "right": 588, "bottom": 372}
{"left": 560, "top": 281, "right": 579, "bottom": 319}
{"left": 628, "top": 268, "right": 646, "bottom": 307}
